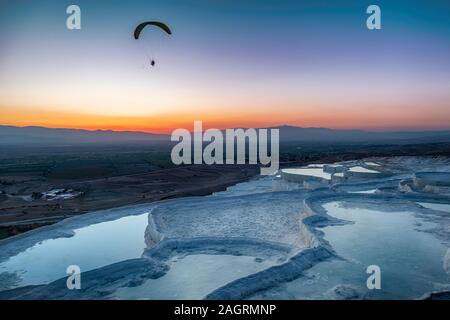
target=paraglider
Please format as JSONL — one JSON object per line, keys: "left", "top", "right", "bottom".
{"left": 133, "top": 21, "right": 172, "bottom": 68}
{"left": 134, "top": 21, "right": 172, "bottom": 39}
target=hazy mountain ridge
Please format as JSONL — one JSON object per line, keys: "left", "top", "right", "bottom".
{"left": 1, "top": 125, "right": 450, "bottom": 146}
{"left": 273, "top": 125, "right": 450, "bottom": 143}
{"left": 0, "top": 125, "right": 169, "bottom": 145}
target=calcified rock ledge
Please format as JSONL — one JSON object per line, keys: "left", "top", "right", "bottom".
{"left": 0, "top": 157, "right": 449, "bottom": 300}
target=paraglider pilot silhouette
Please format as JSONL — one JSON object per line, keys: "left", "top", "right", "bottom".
{"left": 134, "top": 21, "right": 172, "bottom": 67}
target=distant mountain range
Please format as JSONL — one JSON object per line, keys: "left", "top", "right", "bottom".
{"left": 0, "top": 125, "right": 168, "bottom": 146}
{"left": 1, "top": 125, "right": 450, "bottom": 146}
{"left": 274, "top": 125, "right": 450, "bottom": 143}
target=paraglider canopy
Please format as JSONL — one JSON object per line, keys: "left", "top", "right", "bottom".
{"left": 134, "top": 21, "right": 172, "bottom": 39}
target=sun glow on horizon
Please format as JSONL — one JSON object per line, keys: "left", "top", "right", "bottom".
{"left": 2, "top": 103, "right": 450, "bottom": 134}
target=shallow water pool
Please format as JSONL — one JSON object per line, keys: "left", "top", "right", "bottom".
{"left": 111, "top": 254, "right": 278, "bottom": 300}
{"left": 253, "top": 201, "right": 450, "bottom": 299}
{"left": 0, "top": 213, "right": 149, "bottom": 290}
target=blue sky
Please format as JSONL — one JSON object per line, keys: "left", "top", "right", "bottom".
{"left": 0, "top": 0, "right": 449, "bottom": 132}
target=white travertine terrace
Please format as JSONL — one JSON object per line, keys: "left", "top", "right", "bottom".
{"left": 0, "top": 157, "right": 449, "bottom": 300}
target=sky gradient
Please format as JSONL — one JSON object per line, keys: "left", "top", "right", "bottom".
{"left": 1, "top": 0, "right": 449, "bottom": 133}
